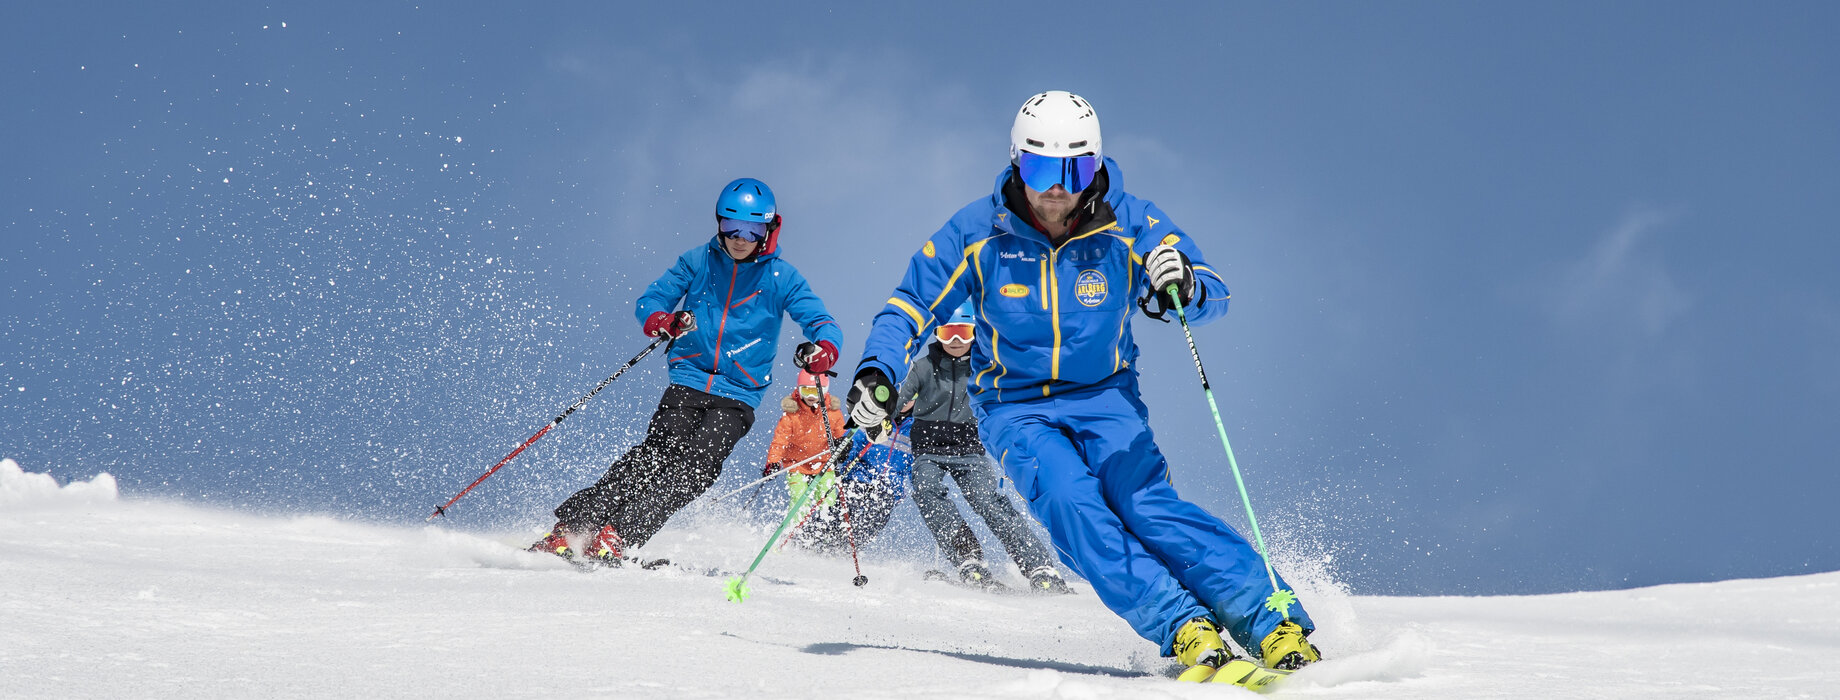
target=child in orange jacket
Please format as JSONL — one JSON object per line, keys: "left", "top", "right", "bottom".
{"left": 764, "top": 372, "right": 845, "bottom": 503}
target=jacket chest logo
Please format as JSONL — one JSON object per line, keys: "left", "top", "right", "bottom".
{"left": 999, "top": 283, "right": 1030, "bottom": 298}
{"left": 1075, "top": 269, "right": 1108, "bottom": 307}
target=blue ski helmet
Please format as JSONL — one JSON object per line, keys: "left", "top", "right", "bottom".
{"left": 947, "top": 302, "right": 976, "bottom": 326}
{"left": 716, "top": 178, "right": 777, "bottom": 223}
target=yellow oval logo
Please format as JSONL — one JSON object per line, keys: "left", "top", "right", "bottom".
{"left": 923, "top": 240, "right": 936, "bottom": 258}
{"left": 1160, "top": 233, "right": 1180, "bottom": 246}
{"left": 999, "top": 283, "right": 1030, "bottom": 298}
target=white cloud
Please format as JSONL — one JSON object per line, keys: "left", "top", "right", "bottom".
{"left": 1546, "top": 208, "right": 1692, "bottom": 338}
{"left": 543, "top": 47, "right": 1007, "bottom": 352}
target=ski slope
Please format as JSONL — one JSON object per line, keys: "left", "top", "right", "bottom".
{"left": 3, "top": 458, "right": 1836, "bottom": 698}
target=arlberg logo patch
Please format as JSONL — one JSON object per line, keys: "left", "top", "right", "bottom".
{"left": 1075, "top": 270, "right": 1108, "bottom": 307}
{"left": 1000, "top": 283, "right": 1030, "bottom": 298}
{"left": 923, "top": 240, "right": 936, "bottom": 258}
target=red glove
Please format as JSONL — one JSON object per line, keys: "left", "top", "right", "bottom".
{"left": 794, "top": 340, "right": 839, "bottom": 374}
{"left": 643, "top": 310, "right": 695, "bottom": 338}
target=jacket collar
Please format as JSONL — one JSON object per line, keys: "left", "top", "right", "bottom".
{"left": 928, "top": 342, "right": 969, "bottom": 364}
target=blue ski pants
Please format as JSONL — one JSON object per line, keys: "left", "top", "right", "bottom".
{"left": 974, "top": 371, "right": 1312, "bottom": 655}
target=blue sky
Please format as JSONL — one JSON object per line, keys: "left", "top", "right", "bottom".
{"left": 4, "top": 2, "right": 1836, "bottom": 595}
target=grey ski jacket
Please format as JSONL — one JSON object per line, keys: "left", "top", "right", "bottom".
{"left": 898, "top": 342, "right": 984, "bottom": 456}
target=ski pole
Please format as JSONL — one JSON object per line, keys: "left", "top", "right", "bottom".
{"left": 426, "top": 335, "right": 670, "bottom": 521}
{"left": 815, "top": 372, "right": 870, "bottom": 587}
{"left": 832, "top": 469, "right": 868, "bottom": 586}
{"left": 724, "top": 437, "right": 859, "bottom": 602}
{"left": 782, "top": 439, "right": 875, "bottom": 545}
{"left": 1165, "top": 283, "right": 1297, "bottom": 618}
{"left": 705, "top": 450, "right": 828, "bottom": 505}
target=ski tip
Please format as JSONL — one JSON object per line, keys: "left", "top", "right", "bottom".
{"left": 1175, "top": 664, "right": 1218, "bottom": 683}
{"left": 723, "top": 576, "right": 751, "bottom": 603}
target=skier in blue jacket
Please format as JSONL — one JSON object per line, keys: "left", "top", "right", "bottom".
{"left": 788, "top": 421, "right": 914, "bottom": 554}
{"left": 843, "top": 92, "right": 1321, "bottom": 676}
{"left": 532, "top": 178, "right": 844, "bottom": 564}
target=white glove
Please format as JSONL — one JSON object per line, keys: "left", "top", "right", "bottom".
{"left": 1145, "top": 244, "right": 1196, "bottom": 306}
{"left": 846, "top": 370, "right": 893, "bottom": 435}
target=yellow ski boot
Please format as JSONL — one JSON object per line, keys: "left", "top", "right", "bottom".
{"left": 1172, "top": 618, "right": 1231, "bottom": 682}
{"left": 1259, "top": 621, "right": 1322, "bottom": 670}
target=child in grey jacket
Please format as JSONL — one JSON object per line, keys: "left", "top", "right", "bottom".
{"left": 899, "top": 304, "right": 1070, "bottom": 593}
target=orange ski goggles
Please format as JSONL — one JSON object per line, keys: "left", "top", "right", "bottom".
{"left": 935, "top": 323, "right": 975, "bottom": 343}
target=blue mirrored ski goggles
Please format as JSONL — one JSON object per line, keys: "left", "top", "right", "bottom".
{"left": 718, "top": 217, "right": 769, "bottom": 242}
{"left": 1016, "top": 151, "right": 1100, "bottom": 193}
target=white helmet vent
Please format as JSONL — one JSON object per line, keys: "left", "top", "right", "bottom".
{"left": 1011, "top": 90, "right": 1102, "bottom": 160}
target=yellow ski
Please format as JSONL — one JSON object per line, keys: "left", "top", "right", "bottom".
{"left": 1208, "top": 659, "right": 1289, "bottom": 692}
{"left": 1177, "top": 659, "right": 1291, "bottom": 692}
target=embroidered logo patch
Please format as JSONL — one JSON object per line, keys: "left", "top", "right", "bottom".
{"left": 923, "top": 240, "right": 936, "bottom": 258}
{"left": 1075, "top": 269, "right": 1108, "bottom": 307}
{"left": 1160, "top": 233, "right": 1180, "bottom": 246}
{"left": 999, "top": 283, "right": 1030, "bottom": 298}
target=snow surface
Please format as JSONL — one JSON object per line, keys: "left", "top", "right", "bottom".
{"left": 3, "top": 458, "right": 1836, "bottom": 699}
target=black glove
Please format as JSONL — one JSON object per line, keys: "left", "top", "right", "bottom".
{"left": 1145, "top": 244, "right": 1196, "bottom": 307}
{"left": 845, "top": 367, "right": 896, "bottom": 438}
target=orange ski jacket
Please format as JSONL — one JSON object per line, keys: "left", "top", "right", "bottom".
{"left": 766, "top": 393, "right": 845, "bottom": 475}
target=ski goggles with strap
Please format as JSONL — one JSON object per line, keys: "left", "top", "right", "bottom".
{"left": 1015, "top": 151, "right": 1100, "bottom": 193}
{"left": 935, "top": 323, "right": 974, "bottom": 343}
{"left": 798, "top": 384, "right": 824, "bottom": 401}
{"left": 717, "top": 217, "right": 769, "bottom": 242}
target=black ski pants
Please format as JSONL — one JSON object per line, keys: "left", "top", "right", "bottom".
{"left": 554, "top": 383, "right": 754, "bottom": 549}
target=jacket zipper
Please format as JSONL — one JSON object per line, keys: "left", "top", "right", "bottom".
{"left": 707, "top": 259, "right": 739, "bottom": 393}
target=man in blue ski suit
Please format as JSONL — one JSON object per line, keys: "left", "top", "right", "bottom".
{"left": 532, "top": 178, "right": 844, "bottom": 565}
{"left": 843, "top": 92, "right": 1322, "bottom": 674}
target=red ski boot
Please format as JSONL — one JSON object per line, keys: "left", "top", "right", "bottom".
{"left": 527, "top": 522, "right": 575, "bottom": 559}
{"left": 585, "top": 525, "right": 624, "bottom": 566}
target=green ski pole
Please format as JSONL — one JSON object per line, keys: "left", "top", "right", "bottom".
{"left": 724, "top": 432, "right": 865, "bottom": 602}
{"left": 1166, "top": 283, "right": 1298, "bottom": 618}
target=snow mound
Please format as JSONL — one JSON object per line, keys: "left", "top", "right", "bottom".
{"left": 0, "top": 458, "right": 119, "bottom": 508}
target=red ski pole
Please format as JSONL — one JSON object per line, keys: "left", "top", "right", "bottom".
{"left": 814, "top": 372, "right": 871, "bottom": 587}
{"left": 426, "top": 335, "right": 669, "bottom": 521}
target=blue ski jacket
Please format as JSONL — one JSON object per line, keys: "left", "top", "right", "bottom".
{"left": 636, "top": 234, "right": 842, "bottom": 408}
{"left": 841, "top": 421, "right": 913, "bottom": 500}
{"left": 856, "top": 159, "right": 1230, "bottom": 403}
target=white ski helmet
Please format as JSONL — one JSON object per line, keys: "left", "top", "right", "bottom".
{"left": 1010, "top": 91, "right": 1102, "bottom": 161}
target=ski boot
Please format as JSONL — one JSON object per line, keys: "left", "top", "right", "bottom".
{"left": 526, "top": 522, "right": 575, "bottom": 559}
{"left": 584, "top": 525, "right": 624, "bottom": 566}
{"left": 1259, "top": 621, "right": 1321, "bottom": 670}
{"left": 957, "top": 560, "right": 1005, "bottom": 591}
{"left": 1026, "top": 566, "right": 1073, "bottom": 595}
{"left": 1173, "top": 617, "right": 1233, "bottom": 682}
